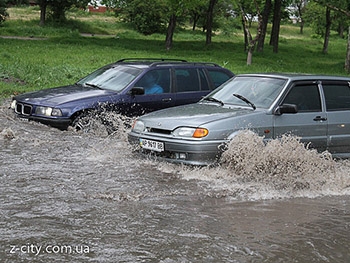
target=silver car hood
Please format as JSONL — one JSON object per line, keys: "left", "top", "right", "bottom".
{"left": 140, "top": 103, "right": 257, "bottom": 130}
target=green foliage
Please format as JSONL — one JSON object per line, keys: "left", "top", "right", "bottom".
{"left": 46, "top": 0, "right": 90, "bottom": 22}
{"left": 304, "top": 2, "right": 330, "bottom": 37}
{"left": 7, "top": 0, "right": 29, "bottom": 5}
{"left": 116, "top": 0, "right": 167, "bottom": 35}
{"left": 0, "top": 0, "right": 9, "bottom": 25}
{"left": 304, "top": 1, "right": 350, "bottom": 38}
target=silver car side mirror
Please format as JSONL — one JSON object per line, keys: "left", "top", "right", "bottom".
{"left": 274, "top": 104, "right": 298, "bottom": 115}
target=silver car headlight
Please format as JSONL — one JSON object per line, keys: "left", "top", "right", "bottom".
{"left": 35, "top": 106, "right": 62, "bottom": 117}
{"left": 132, "top": 120, "right": 145, "bottom": 133}
{"left": 172, "top": 127, "right": 209, "bottom": 138}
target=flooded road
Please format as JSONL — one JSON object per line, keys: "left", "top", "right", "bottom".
{"left": 1, "top": 100, "right": 350, "bottom": 262}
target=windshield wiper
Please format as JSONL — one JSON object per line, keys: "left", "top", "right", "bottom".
{"left": 202, "top": 97, "right": 224, "bottom": 106}
{"left": 233, "top": 93, "right": 256, "bottom": 110}
{"left": 85, "top": 82, "right": 103, "bottom": 89}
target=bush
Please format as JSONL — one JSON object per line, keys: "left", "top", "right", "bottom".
{"left": 117, "top": 0, "right": 167, "bottom": 35}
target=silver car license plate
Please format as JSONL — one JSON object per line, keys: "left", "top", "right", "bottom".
{"left": 140, "top": 138, "right": 164, "bottom": 152}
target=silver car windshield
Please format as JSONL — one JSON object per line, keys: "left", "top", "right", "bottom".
{"left": 77, "top": 65, "right": 142, "bottom": 92}
{"left": 207, "top": 76, "right": 287, "bottom": 109}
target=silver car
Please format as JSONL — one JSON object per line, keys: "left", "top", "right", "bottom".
{"left": 128, "top": 73, "right": 350, "bottom": 165}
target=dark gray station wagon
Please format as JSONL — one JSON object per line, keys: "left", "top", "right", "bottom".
{"left": 128, "top": 73, "right": 350, "bottom": 165}
{"left": 10, "top": 58, "right": 233, "bottom": 130}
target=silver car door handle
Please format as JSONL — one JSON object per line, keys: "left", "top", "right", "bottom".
{"left": 313, "top": 116, "right": 327, "bottom": 121}
{"left": 162, "top": 98, "right": 172, "bottom": 102}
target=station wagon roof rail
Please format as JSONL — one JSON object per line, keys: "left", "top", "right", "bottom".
{"left": 150, "top": 62, "right": 223, "bottom": 68}
{"left": 116, "top": 58, "right": 188, "bottom": 63}
{"left": 115, "top": 58, "right": 222, "bottom": 68}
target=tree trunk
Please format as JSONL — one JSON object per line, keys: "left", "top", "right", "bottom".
{"left": 247, "top": 47, "right": 254, "bottom": 65}
{"left": 242, "top": 15, "right": 248, "bottom": 52}
{"left": 345, "top": 26, "right": 350, "bottom": 72}
{"left": 257, "top": 0, "right": 272, "bottom": 52}
{"left": 338, "top": 23, "right": 345, "bottom": 38}
{"left": 323, "top": 7, "right": 331, "bottom": 54}
{"left": 241, "top": 3, "right": 263, "bottom": 65}
{"left": 300, "top": 20, "right": 304, "bottom": 34}
{"left": 192, "top": 13, "right": 200, "bottom": 31}
{"left": 270, "top": 0, "right": 282, "bottom": 53}
{"left": 206, "top": 0, "right": 217, "bottom": 45}
{"left": 39, "top": 0, "right": 47, "bottom": 26}
{"left": 165, "top": 14, "right": 177, "bottom": 51}
{"left": 297, "top": 0, "right": 305, "bottom": 34}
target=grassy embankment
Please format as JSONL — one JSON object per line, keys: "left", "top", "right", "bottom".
{"left": 0, "top": 6, "right": 349, "bottom": 100}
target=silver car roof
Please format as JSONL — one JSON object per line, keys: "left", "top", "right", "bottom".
{"left": 236, "top": 73, "right": 350, "bottom": 81}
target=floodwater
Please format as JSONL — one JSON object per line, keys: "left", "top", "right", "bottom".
{"left": 1, "top": 100, "right": 349, "bottom": 263}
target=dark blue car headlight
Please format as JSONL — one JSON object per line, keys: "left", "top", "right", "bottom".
{"left": 10, "top": 100, "right": 16, "bottom": 110}
{"left": 35, "top": 106, "right": 62, "bottom": 117}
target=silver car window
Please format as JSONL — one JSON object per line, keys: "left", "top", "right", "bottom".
{"left": 210, "top": 76, "right": 286, "bottom": 109}
{"left": 283, "top": 84, "right": 322, "bottom": 112}
{"left": 323, "top": 83, "right": 350, "bottom": 111}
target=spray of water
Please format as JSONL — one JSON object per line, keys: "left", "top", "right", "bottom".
{"left": 169, "top": 131, "right": 350, "bottom": 200}
{"left": 220, "top": 131, "right": 335, "bottom": 188}
{"left": 69, "top": 109, "right": 135, "bottom": 140}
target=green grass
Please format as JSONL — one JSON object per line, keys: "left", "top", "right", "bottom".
{"left": 1, "top": 6, "right": 349, "bottom": 99}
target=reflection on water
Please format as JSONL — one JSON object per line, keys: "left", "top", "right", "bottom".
{"left": 1, "top": 101, "right": 349, "bottom": 262}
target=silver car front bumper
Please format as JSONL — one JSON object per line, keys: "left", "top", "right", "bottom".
{"left": 128, "top": 131, "right": 227, "bottom": 166}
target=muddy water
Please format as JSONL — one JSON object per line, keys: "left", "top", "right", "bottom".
{"left": 1, "top": 101, "right": 349, "bottom": 262}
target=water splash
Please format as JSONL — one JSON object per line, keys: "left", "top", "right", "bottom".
{"left": 1, "top": 127, "right": 15, "bottom": 140}
{"left": 69, "top": 110, "right": 135, "bottom": 140}
{"left": 173, "top": 131, "right": 350, "bottom": 200}
{"left": 220, "top": 131, "right": 335, "bottom": 188}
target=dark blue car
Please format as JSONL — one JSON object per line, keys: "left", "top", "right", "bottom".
{"left": 10, "top": 58, "right": 234, "bottom": 130}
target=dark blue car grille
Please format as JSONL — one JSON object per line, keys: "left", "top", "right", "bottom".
{"left": 15, "top": 103, "right": 32, "bottom": 116}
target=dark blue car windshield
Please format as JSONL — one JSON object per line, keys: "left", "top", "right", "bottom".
{"left": 207, "top": 76, "right": 287, "bottom": 109}
{"left": 77, "top": 65, "right": 142, "bottom": 92}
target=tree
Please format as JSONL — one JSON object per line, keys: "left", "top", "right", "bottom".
{"left": 206, "top": 0, "right": 218, "bottom": 45}
{"left": 312, "top": 0, "right": 350, "bottom": 72}
{"left": 323, "top": 6, "right": 331, "bottom": 54}
{"left": 269, "top": 0, "right": 282, "bottom": 53}
{"left": 164, "top": 0, "right": 187, "bottom": 50}
{"left": 188, "top": 0, "right": 207, "bottom": 31}
{"left": 0, "top": 0, "right": 9, "bottom": 25}
{"left": 289, "top": 0, "right": 307, "bottom": 34}
{"left": 165, "top": 13, "right": 177, "bottom": 50}
{"left": 239, "top": 0, "right": 264, "bottom": 65}
{"left": 304, "top": 2, "right": 330, "bottom": 36}
{"left": 257, "top": 0, "right": 272, "bottom": 52}
{"left": 38, "top": 0, "right": 47, "bottom": 26}
{"left": 38, "top": 0, "right": 90, "bottom": 24}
